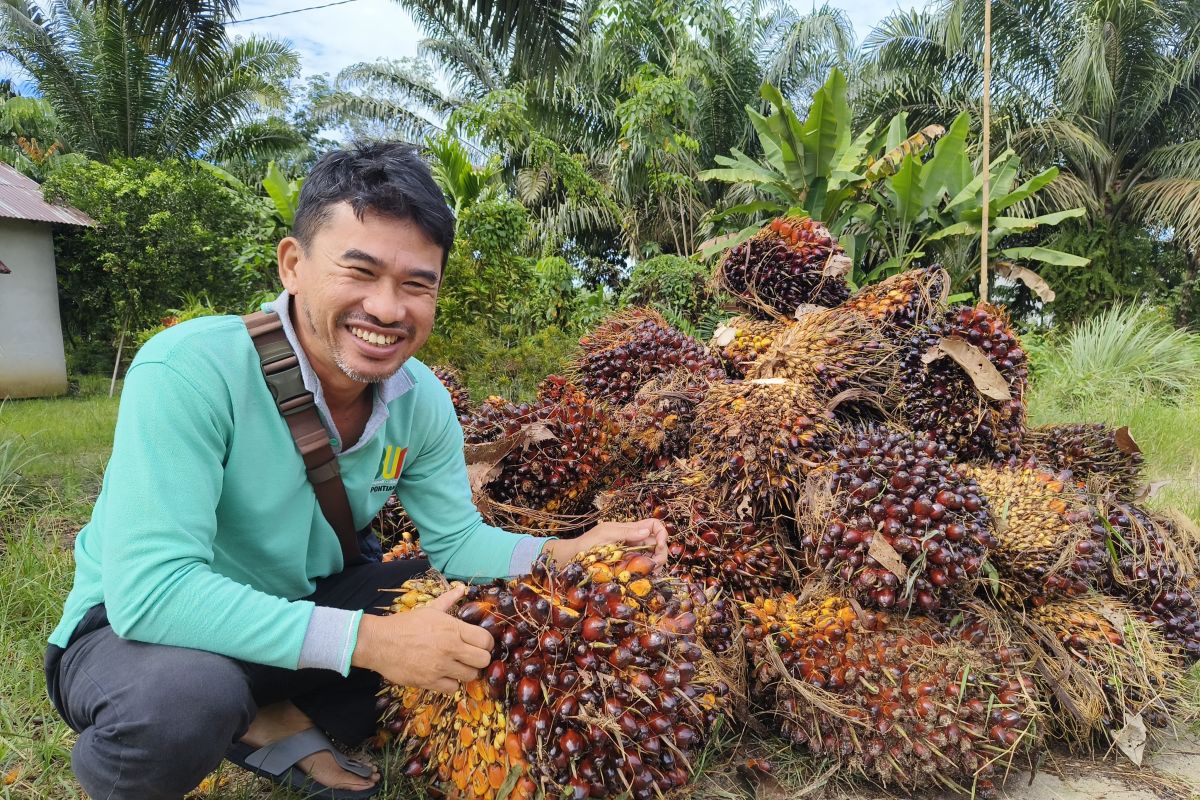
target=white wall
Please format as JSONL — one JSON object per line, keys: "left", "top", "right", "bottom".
{"left": 0, "top": 218, "right": 68, "bottom": 398}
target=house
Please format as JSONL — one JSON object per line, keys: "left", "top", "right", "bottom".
{"left": 0, "top": 162, "right": 94, "bottom": 399}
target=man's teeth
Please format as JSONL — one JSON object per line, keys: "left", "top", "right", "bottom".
{"left": 350, "top": 326, "right": 399, "bottom": 346}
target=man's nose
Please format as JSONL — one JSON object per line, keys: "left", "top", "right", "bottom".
{"left": 361, "top": 290, "right": 407, "bottom": 325}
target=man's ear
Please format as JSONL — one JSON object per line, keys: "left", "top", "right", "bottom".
{"left": 277, "top": 236, "right": 303, "bottom": 293}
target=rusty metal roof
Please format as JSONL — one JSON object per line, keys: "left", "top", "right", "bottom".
{"left": 0, "top": 162, "right": 94, "bottom": 226}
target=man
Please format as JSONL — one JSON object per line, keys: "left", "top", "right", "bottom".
{"left": 44, "top": 143, "right": 666, "bottom": 800}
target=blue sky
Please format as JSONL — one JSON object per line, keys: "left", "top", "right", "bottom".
{"left": 229, "top": 0, "right": 921, "bottom": 80}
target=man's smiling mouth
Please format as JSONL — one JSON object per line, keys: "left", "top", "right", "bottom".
{"left": 349, "top": 326, "right": 400, "bottom": 346}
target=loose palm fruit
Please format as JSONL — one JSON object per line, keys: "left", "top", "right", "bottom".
{"left": 430, "top": 365, "right": 471, "bottom": 419}
{"left": 898, "top": 303, "right": 1029, "bottom": 463}
{"left": 379, "top": 546, "right": 734, "bottom": 800}
{"left": 572, "top": 308, "right": 724, "bottom": 406}
{"left": 1025, "top": 423, "right": 1145, "bottom": 499}
{"left": 1023, "top": 595, "right": 1182, "bottom": 741}
{"left": 373, "top": 496, "right": 425, "bottom": 558}
{"left": 692, "top": 379, "right": 840, "bottom": 518}
{"left": 742, "top": 593, "right": 1041, "bottom": 795}
{"left": 747, "top": 307, "right": 898, "bottom": 400}
{"left": 842, "top": 266, "right": 949, "bottom": 329}
{"left": 461, "top": 378, "right": 618, "bottom": 523}
{"left": 710, "top": 316, "right": 788, "bottom": 378}
{"left": 968, "top": 465, "right": 1108, "bottom": 604}
{"left": 716, "top": 216, "right": 851, "bottom": 318}
{"left": 799, "top": 426, "right": 995, "bottom": 611}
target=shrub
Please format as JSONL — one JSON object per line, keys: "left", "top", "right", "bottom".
{"left": 619, "top": 254, "right": 717, "bottom": 324}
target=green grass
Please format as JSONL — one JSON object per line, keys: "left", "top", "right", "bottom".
{"left": 2, "top": 373, "right": 1199, "bottom": 799}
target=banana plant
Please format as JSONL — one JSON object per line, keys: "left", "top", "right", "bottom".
{"left": 262, "top": 160, "right": 304, "bottom": 229}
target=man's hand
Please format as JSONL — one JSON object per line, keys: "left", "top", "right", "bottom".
{"left": 352, "top": 584, "right": 493, "bottom": 693}
{"left": 542, "top": 518, "right": 669, "bottom": 567}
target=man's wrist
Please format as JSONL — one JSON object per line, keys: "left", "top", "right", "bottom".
{"left": 351, "top": 613, "right": 381, "bottom": 673}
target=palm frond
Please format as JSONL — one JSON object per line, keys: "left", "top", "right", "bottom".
{"left": 1127, "top": 178, "right": 1200, "bottom": 250}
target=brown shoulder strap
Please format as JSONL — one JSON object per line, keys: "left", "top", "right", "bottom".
{"left": 242, "top": 310, "right": 363, "bottom": 565}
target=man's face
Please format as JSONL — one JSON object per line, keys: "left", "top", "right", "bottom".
{"left": 277, "top": 203, "right": 443, "bottom": 391}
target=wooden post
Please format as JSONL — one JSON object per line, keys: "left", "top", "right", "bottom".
{"left": 980, "top": 0, "right": 992, "bottom": 303}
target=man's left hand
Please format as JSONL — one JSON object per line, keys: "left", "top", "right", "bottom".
{"left": 542, "top": 518, "right": 669, "bottom": 568}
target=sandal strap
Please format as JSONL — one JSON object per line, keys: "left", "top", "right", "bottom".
{"left": 243, "top": 728, "right": 374, "bottom": 779}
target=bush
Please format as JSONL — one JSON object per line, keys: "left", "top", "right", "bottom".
{"left": 619, "top": 255, "right": 717, "bottom": 323}
{"left": 421, "top": 322, "right": 578, "bottom": 403}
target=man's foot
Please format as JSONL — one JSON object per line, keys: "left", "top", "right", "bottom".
{"left": 240, "top": 701, "right": 379, "bottom": 792}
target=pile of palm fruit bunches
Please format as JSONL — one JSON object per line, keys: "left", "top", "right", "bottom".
{"left": 371, "top": 216, "right": 1199, "bottom": 799}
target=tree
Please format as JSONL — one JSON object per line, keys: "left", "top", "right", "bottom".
{"left": 0, "top": 0, "right": 301, "bottom": 163}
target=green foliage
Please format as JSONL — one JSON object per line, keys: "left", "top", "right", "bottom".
{"left": 619, "top": 254, "right": 718, "bottom": 323}
{"left": 262, "top": 161, "right": 304, "bottom": 228}
{"left": 422, "top": 322, "right": 579, "bottom": 403}
{"left": 1035, "top": 305, "right": 1200, "bottom": 410}
{"left": 425, "top": 134, "right": 502, "bottom": 216}
{"left": 42, "top": 157, "right": 276, "bottom": 365}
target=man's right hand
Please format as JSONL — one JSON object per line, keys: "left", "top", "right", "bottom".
{"left": 351, "top": 584, "right": 494, "bottom": 693}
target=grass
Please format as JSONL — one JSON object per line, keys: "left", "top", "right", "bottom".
{"left": 1, "top": 364, "right": 1199, "bottom": 800}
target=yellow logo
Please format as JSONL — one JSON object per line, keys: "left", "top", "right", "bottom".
{"left": 379, "top": 445, "right": 408, "bottom": 480}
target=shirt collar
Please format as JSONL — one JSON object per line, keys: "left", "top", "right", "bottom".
{"left": 266, "top": 290, "right": 414, "bottom": 454}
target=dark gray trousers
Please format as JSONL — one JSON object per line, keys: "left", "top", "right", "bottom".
{"left": 44, "top": 559, "right": 429, "bottom": 800}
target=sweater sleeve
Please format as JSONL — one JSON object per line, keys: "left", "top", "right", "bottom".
{"left": 97, "top": 359, "right": 316, "bottom": 669}
{"left": 395, "top": 398, "right": 547, "bottom": 582}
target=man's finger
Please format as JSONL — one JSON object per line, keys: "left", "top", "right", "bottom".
{"left": 431, "top": 677, "right": 459, "bottom": 695}
{"left": 447, "top": 660, "right": 482, "bottom": 682}
{"left": 456, "top": 641, "right": 494, "bottom": 670}
{"left": 457, "top": 621, "right": 495, "bottom": 652}
{"left": 426, "top": 584, "right": 467, "bottom": 613}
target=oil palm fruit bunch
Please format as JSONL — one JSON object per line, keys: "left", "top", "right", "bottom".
{"left": 746, "top": 307, "right": 898, "bottom": 400}
{"left": 691, "top": 379, "right": 840, "bottom": 518}
{"left": 968, "top": 466, "right": 1108, "bottom": 604}
{"left": 461, "top": 379, "right": 617, "bottom": 519}
{"left": 1022, "top": 596, "right": 1181, "bottom": 738}
{"left": 572, "top": 308, "right": 724, "bottom": 406}
{"left": 842, "top": 267, "right": 949, "bottom": 329}
{"left": 610, "top": 370, "right": 709, "bottom": 474}
{"left": 373, "top": 497, "right": 426, "bottom": 560}
{"left": 1099, "top": 501, "right": 1200, "bottom": 661}
{"left": 709, "top": 316, "right": 787, "bottom": 378}
{"left": 1024, "top": 423, "right": 1145, "bottom": 499}
{"left": 898, "top": 304, "right": 1029, "bottom": 463}
{"left": 430, "top": 365, "right": 471, "bottom": 418}
{"left": 596, "top": 470, "right": 797, "bottom": 602}
{"left": 741, "top": 593, "right": 1040, "bottom": 794}
{"left": 715, "top": 216, "right": 851, "bottom": 319}
{"left": 798, "top": 427, "right": 995, "bottom": 611}
{"left": 379, "top": 545, "right": 733, "bottom": 800}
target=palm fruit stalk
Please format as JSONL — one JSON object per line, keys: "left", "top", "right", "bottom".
{"left": 379, "top": 546, "right": 734, "bottom": 800}
{"left": 1099, "top": 500, "right": 1200, "bottom": 661}
{"left": 691, "top": 378, "right": 840, "bottom": 519}
{"left": 373, "top": 496, "right": 426, "bottom": 560}
{"left": 571, "top": 308, "right": 724, "bottom": 406}
{"left": 596, "top": 468, "right": 799, "bottom": 603}
{"left": 461, "top": 377, "right": 617, "bottom": 528}
{"left": 610, "top": 369, "right": 709, "bottom": 475}
{"left": 709, "top": 316, "right": 788, "bottom": 378}
{"left": 715, "top": 216, "right": 851, "bottom": 319}
{"left": 1019, "top": 595, "right": 1183, "bottom": 742}
{"left": 746, "top": 306, "right": 898, "bottom": 401}
{"left": 430, "top": 365, "right": 471, "bottom": 419}
{"left": 842, "top": 266, "right": 949, "bottom": 329}
{"left": 741, "top": 592, "right": 1041, "bottom": 795}
{"left": 798, "top": 426, "right": 995, "bottom": 611}
{"left": 1024, "top": 423, "right": 1145, "bottom": 499}
{"left": 968, "top": 465, "right": 1108, "bottom": 604}
{"left": 897, "top": 303, "right": 1029, "bottom": 463}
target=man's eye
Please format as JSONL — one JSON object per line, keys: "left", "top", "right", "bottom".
{"left": 353, "top": 267, "right": 373, "bottom": 276}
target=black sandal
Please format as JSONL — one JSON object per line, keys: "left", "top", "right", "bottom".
{"left": 226, "top": 727, "right": 380, "bottom": 799}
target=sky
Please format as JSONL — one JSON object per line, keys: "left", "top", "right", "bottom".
{"left": 228, "top": 0, "right": 922, "bottom": 80}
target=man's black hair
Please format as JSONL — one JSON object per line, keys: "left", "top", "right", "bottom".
{"left": 293, "top": 142, "right": 455, "bottom": 268}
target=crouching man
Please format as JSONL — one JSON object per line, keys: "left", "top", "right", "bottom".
{"left": 45, "top": 142, "right": 666, "bottom": 800}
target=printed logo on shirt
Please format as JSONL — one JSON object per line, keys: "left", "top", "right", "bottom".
{"left": 371, "top": 445, "right": 408, "bottom": 493}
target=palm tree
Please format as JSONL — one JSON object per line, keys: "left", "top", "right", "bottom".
{"left": 0, "top": 0, "right": 301, "bottom": 162}
{"left": 85, "top": 0, "right": 238, "bottom": 78}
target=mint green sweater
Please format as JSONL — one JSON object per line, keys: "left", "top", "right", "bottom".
{"left": 49, "top": 312, "right": 538, "bottom": 670}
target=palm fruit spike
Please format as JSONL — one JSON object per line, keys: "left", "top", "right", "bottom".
{"left": 709, "top": 316, "right": 787, "bottom": 378}
{"left": 610, "top": 369, "right": 708, "bottom": 474}
{"left": 715, "top": 216, "right": 851, "bottom": 319}
{"left": 572, "top": 308, "right": 724, "bottom": 406}
{"left": 1022, "top": 595, "right": 1182, "bottom": 740}
{"left": 596, "top": 468, "right": 798, "bottom": 603}
{"left": 799, "top": 426, "right": 996, "bottom": 611}
{"left": 842, "top": 266, "right": 949, "bottom": 329}
{"left": 741, "top": 593, "right": 1041, "bottom": 795}
{"left": 968, "top": 465, "right": 1108, "bottom": 604}
{"left": 429, "top": 365, "right": 470, "bottom": 418}
{"left": 1099, "top": 501, "right": 1200, "bottom": 661}
{"left": 461, "top": 377, "right": 617, "bottom": 524}
{"left": 898, "top": 303, "right": 1029, "bottom": 463}
{"left": 379, "top": 545, "right": 733, "bottom": 800}
{"left": 746, "top": 306, "right": 898, "bottom": 400}
{"left": 372, "top": 495, "right": 424, "bottom": 558}
{"left": 691, "top": 379, "right": 840, "bottom": 519}
{"left": 1024, "top": 423, "right": 1145, "bottom": 499}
